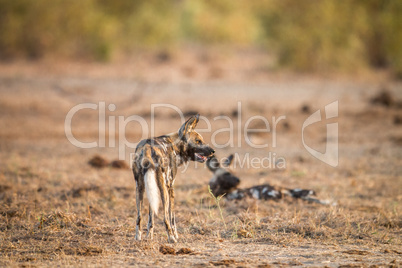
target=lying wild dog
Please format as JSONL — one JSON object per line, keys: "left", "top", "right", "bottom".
{"left": 132, "top": 114, "right": 214, "bottom": 243}
{"left": 207, "top": 155, "right": 331, "bottom": 205}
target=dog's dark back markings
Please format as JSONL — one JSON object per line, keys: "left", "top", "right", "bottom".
{"left": 207, "top": 155, "right": 329, "bottom": 205}
{"left": 133, "top": 114, "right": 214, "bottom": 243}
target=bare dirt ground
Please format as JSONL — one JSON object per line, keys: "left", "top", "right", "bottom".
{"left": 0, "top": 50, "right": 401, "bottom": 267}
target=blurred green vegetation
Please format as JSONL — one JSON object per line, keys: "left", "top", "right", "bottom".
{"left": 0, "top": 0, "right": 401, "bottom": 74}
{"left": 256, "top": 0, "right": 402, "bottom": 75}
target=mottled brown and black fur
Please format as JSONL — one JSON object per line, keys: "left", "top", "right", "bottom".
{"left": 207, "top": 155, "right": 330, "bottom": 205}
{"left": 132, "top": 114, "right": 214, "bottom": 243}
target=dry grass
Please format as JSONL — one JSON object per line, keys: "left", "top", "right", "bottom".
{"left": 0, "top": 58, "right": 401, "bottom": 267}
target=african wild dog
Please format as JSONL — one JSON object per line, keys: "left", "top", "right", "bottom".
{"left": 132, "top": 114, "right": 214, "bottom": 243}
{"left": 207, "top": 154, "right": 331, "bottom": 205}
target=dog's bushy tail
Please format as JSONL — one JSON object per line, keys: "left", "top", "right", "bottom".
{"left": 144, "top": 169, "right": 160, "bottom": 215}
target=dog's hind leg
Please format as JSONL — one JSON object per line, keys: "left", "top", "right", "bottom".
{"left": 168, "top": 187, "right": 178, "bottom": 240}
{"left": 146, "top": 205, "right": 154, "bottom": 239}
{"left": 160, "top": 187, "right": 177, "bottom": 243}
{"left": 135, "top": 179, "right": 144, "bottom": 241}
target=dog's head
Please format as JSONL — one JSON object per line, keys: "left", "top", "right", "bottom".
{"left": 207, "top": 154, "right": 240, "bottom": 197}
{"left": 206, "top": 154, "right": 234, "bottom": 172}
{"left": 178, "top": 114, "right": 215, "bottom": 163}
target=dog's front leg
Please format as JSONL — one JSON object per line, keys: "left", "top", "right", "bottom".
{"left": 135, "top": 180, "right": 144, "bottom": 241}
{"left": 160, "top": 187, "right": 177, "bottom": 243}
{"left": 168, "top": 187, "right": 178, "bottom": 240}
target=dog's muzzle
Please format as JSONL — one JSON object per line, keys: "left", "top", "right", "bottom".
{"left": 195, "top": 153, "right": 208, "bottom": 162}
{"left": 195, "top": 148, "right": 214, "bottom": 162}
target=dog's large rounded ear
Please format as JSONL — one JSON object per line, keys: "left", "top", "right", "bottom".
{"left": 222, "top": 154, "right": 234, "bottom": 167}
{"left": 178, "top": 114, "right": 200, "bottom": 140}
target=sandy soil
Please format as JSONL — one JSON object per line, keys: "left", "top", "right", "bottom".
{"left": 0, "top": 51, "right": 401, "bottom": 267}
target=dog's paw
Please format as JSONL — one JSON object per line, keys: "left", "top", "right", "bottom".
{"left": 135, "top": 234, "right": 142, "bottom": 241}
{"left": 145, "top": 232, "right": 153, "bottom": 240}
{"left": 168, "top": 236, "right": 177, "bottom": 243}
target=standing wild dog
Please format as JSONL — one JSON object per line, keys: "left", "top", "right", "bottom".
{"left": 132, "top": 114, "right": 214, "bottom": 243}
